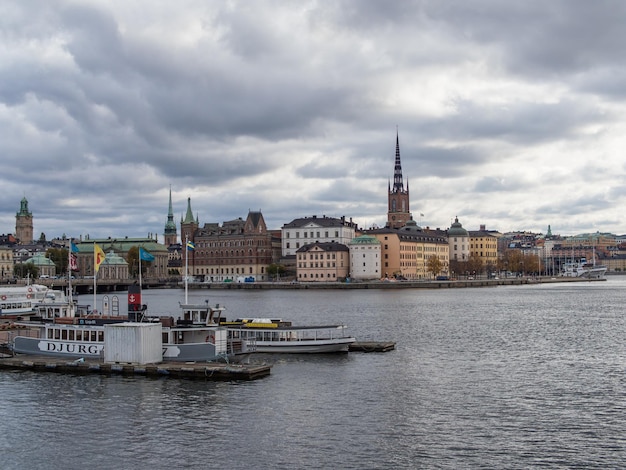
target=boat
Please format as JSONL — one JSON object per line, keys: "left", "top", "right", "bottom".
{"left": 560, "top": 259, "right": 607, "bottom": 279}
{"left": 0, "top": 283, "right": 53, "bottom": 319}
{"left": 7, "top": 296, "right": 254, "bottom": 362}
{"left": 220, "top": 318, "right": 356, "bottom": 353}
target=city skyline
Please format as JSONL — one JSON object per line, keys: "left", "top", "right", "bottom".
{"left": 2, "top": 1, "right": 626, "bottom": 239}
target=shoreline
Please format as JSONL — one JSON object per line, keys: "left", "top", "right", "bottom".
{"left": 181, "top": 276, "right": 605, "bottom": 291}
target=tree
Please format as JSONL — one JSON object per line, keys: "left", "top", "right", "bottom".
{"left": 14, "top": 263, "right": 38, "bottom": 279}
{"left": 426, "top": 255, "right": 443, "bottom": 278}
{"left": 267, "top": 263, "right": 286, "bottom": 279}
{"left": 466, "top": 253, "right": 484, "bottom": 277}
{"left": 46, "top": 248, "right": 69, "bottom": 274}
{"left": 127, "top": 246, "right": 140, "bottom": 278}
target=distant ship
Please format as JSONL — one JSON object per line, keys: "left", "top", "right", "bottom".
{"left": 560, "top": 259, "right": 607, "bottom": 279}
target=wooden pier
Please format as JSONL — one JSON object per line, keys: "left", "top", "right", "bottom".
{"left": 349, "top": 341, "right": 396, "bottom": 352}
{"left": 0, "top": 355, "right": 271, "bottom": 381}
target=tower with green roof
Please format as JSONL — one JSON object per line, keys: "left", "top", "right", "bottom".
{"left": 15, "top": 196, "right": 33, "bottom": 244}
{"left": 164, "top": 187, "right": 178, "bottom": 246}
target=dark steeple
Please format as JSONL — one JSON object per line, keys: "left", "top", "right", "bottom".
{"left": 392, "top": 131, "right": 404, "bottom": 193}
{"left": 164, "top": 186, "right": 177, "bottom": 246}
{"left": 387, "top": 130, "right": 412, "bottom": 229}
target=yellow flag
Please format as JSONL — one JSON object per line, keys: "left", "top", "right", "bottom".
{"left": 94, "top": 243, "right": 106, "bottom": 273}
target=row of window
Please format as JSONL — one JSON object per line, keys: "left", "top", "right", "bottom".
{"left": 286, "top": 231, "right": 340, "bottom": 239}
{"left": 297, "top": 253, "right": 337, "bottom": 260}
{"left": 297, "top": 262, "right": 338, "bottom": 268}
{"left": 46, "top": 328, "right": 104, "bottom": 342}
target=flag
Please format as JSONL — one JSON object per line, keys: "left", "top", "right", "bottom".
{"left": 186, "top": 241, "right": 195, "bottom": 251}
{"left": 70, "top": 253, "right": 78, "bottom": 271}
{"left": 94, "top": 243, "right": 106, "bottom": 273}
{"left": 71, "top": 242, "right": 79, "bottom": 253}
{"left": 139, "top": 247, "right": 155, "bottom": 262}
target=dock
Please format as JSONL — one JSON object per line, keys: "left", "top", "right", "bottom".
{"left": 349, "top": 341, "right": 396, "bottom": 352}
{"left": 0, "top": 355, "right": 271, "bottom": 381}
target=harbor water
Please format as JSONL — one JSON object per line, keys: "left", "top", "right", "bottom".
{"left": 2, "top": 278, "right": 626, "bottom": 469}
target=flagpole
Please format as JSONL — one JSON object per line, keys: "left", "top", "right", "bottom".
{"left": 93, "top": 242, "right": 97, "bottom": 315}
{"left": 139, "top": 249, "right": 143, "bottom": 291}
{"left": 67, "top": 240, "right": 73, "bottom": 305}
{"left": 185, "top": 237, "right": 189, "bottom": 304}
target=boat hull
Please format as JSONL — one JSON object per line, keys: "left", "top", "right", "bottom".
{"left": 254, "top": 338, "right": 354, "bottom": 353}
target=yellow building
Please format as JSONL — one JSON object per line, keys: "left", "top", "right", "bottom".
{"left": 468, "top": 228, "right": 500, "bottom": 269}
{"left": 368, "top": 220, "right": 449, "bottom": 279}
{"left": 296, "top": 242, "right": 350, "bottom": 281}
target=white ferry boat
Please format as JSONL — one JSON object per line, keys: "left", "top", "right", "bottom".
{"left": 561, "top": 259, "right": 607, "bottom": 279}
{"left": 0, "top": 284, "right": 52, "bottom": 319}
{"left": 221, "top": 318, "right": 356, "bottom": 353}
{"left": 9, "top": 298, "right": 254, "bottom": 362}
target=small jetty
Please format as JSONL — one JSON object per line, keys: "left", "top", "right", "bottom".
{"left": 0, "top": 355, "right": 271, "bottom": 381}
{"left": 349, "top": 341, "right": 396, "bottom": 352}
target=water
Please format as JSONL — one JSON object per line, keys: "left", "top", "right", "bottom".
{"left": 2, "top": 279, "right": 626, "bottom": 469}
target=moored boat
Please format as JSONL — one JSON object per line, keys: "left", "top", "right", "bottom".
{"left": 560, "top": 259, "right": 607, "bottom": 279}
{"left": 8, "top": 296, "right": 254, "bottom": 362}
{"left": 0, "top": 283, "right": 53, "bottom": 319}
{"left": 221, "top": 318, "right": 356, "bottom": 353}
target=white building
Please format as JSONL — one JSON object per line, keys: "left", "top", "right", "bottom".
{"left": 448, "top": 217, "right": 470, "bottom": 262}
{"left": 349, "top": 235, "right": 381, "bottom": 280}
{"left": 281, "top": 215, "right": 358, "bottom": 257}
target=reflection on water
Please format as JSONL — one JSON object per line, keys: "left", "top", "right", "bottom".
{"left": 2, "top": 279, "right": 626, "bottom": 469}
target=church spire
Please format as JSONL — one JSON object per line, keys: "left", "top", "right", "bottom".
{"left": 164, "top": 186, "right": 177, "bottom": 246}
{"left": 387, "top": 130, "right": 411, "bottom": 229}
{"left": 392, "top": 130, "right": 404, "bottom": 193}
{"left": 183, "top": 197, "right": 195, "bottom": 224}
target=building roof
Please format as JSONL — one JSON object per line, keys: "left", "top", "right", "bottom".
{"left": 283, "top": 215, "right": 356, "bottom": 229}
{"left": 448, "top": 217, "right": 469, "bottom": 237}
{"left": 349, "top": 235, "right": 381, "bottom": 245}
{"left": 296, "top": 241, "right": 350, "bottom": 253}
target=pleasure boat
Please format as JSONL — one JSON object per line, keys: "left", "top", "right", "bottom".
{"left": 560, "top": 259, "right": 607, "bottom": 279}
{"left": 0, "top": 284, "right": 53, "bottom": 319}
{"left": 8, "top": 297, "right": 254, "bottom": 362}
{"left": 221, "top": 318, "right": 356, "bottom": 353}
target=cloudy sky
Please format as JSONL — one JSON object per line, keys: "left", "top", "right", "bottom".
{"left": 2, "top": 0, "right": 626, "bottom": 242}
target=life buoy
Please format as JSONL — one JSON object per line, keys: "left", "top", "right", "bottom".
{"left": 205, "top": 333, "right": 215, "bottom": 344}
{"left": 1, "top": 295, "right": 6, "bottom": 300}
{"left": 26, "top": 294, "right": 32, "bottom": 299}
{"left": 28, "top": 287, "right": 33, "bottom": 293}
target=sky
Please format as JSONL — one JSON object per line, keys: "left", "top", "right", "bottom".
{"left": 2, "top": 0, "right": 626, "bottom": 242}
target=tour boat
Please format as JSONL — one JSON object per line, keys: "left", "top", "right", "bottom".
{"left": 220, "top": 318, "right": 356, "bottom": 353}
{"left": 560, "top": 259, "right": 607, "bottom": 279}
{"left": 0, "top": 284, "right": 52, "bottom": 319}
{"left": 8, "top": 297, "right": 254, "bottom": 362}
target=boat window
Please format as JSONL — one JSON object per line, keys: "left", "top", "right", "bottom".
{"left": 61, "top": 330, "right": 68, "bottom": 340}
{"left": 90, "top": 331, "right": 97, "bottom": 342}
{"left": 98, "top": 331, "right": 104, "bottom": 342}
{"left": 76, "top": 330, "right": 83, "bottom": 341}
{"left": 47, "top": 329, "right": 54, "bottom": 339}
{"left": 68, "top": 330, "right": 74, "bottom": 341}
{"left": 54, "top": 329, "right": 61, "bottom": 340}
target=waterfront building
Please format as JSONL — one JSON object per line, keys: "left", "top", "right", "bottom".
{"left": 98, "top": 250, "right": 129, "bottom": 281}
{"left": 25, "top": 253, "right": 56, "bottom": 278}
{"left": 296, "top": 242, "right": 350, "bottom": 281}
{"left": 348, "top": 235, "right": 381, "bottom": 280}
{"left": 448, "top": 217, "right": 470, "bottom": 262}
{"left": 368, "top": 220, "right": 449, "bottom": 280}
{"left": 387, "top": 132, "right": 412, "bottom": 229}
{"left": 281, "top": 215, "right": 357, "bottom": 257}
{"left": 0, "top": 246, "right": 13, "bottom": 280}
{"left": 191, "top": 210, "right": 276, "bottom": 282}
{"left": 468, "top": 226, "right": 500, "bottom": 271}
{"left": 74, "top": 237, "right": 168, "bottom": 280}
{"left": 15, "top": 197, "right": 33, "bottom": 244}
